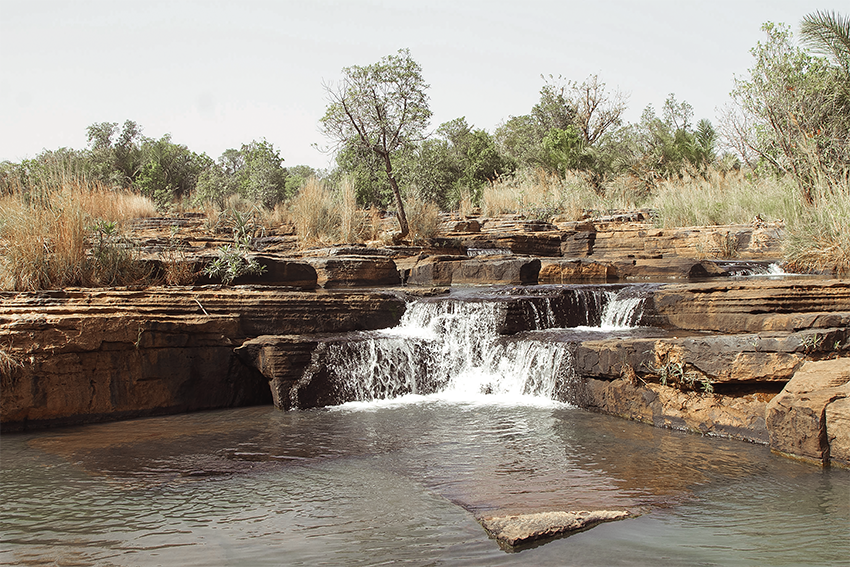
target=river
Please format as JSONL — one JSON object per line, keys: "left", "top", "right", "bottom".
{"left": 2, "top": 285, "right": 848, "bottom": 565}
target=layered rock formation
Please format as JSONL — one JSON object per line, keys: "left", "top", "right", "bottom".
{"left": 2, "top": 211, "right": 847, "bottom": 471}
{"left": 0, "top": 287, "right": 404, "bottom": 431}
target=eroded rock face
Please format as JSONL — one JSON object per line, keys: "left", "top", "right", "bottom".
{"left": 305, "top": 256, "right": 401, "bottom": 288}
{"left": 404, "top": 256, "right": 541, "bottom": 286}
{"left": 765, "top": 359, "right": 850, "bottom": 466}
{"left": 0, "top": 287, "right": 405, "bottom": 430}
{"left": 579, "top": 378, "right": 771, "bottom": 444}
{"left": 653, "top": 280, "right": 850, "bottom": 333}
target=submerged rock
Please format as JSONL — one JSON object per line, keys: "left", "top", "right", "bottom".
{"left": 479, "top": 510, "right": 630, "bottom": 549}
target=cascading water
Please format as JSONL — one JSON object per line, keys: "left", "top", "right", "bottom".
{"left": 599, "top": 291, "right": 647, "bottom": 329}
{"left": 302, "top": 287, "right": 650, "bottom": 407}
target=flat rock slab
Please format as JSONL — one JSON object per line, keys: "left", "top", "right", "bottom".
{"left": 479, "top": 510, "right": 630, "bottom": 549}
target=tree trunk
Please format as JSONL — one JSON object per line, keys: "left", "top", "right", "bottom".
{"left": 381, "top": 152, "right": 409, "bottom": 240}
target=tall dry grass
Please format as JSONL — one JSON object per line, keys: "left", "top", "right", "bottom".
{"left": 481, "top": 169, "right": 647, "bottom": 221}
{"left": 287, "top": 177, "right": 349, "bottom": 245}
{"left": 650, "top": 170, "right": 801, "bottom": 228}
{"left": 784, "top": 181, "right": 850, "bottom": 275}
{"left": 0, "top": 174, "right": 157, "bottom": 290}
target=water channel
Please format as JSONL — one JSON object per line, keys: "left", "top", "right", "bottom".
{"left": 2, "top": 284, "right": 848, "bottom": 565}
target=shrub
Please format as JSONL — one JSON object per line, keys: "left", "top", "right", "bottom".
{"left": 650, "top": 169, "right": 800, "bottom": 227}
{"left": 404, "top": 194, "right": 441, "bottom": 242}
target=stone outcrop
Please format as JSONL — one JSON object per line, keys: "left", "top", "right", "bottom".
{"left": 404, "top": 255, "right": 541, "bottom": 286}
{"left": 580, "top": 378, "right": 771, "bottom": 444}
{"left": 765, "top": 359, "right": 850, "bottom": 466}
{"left": 0, "top": 287, "right": 405, "bottom": 431}
{"left": 479, "top": 510, "right": 630, "bottom": 549}
{"left": 652, "top": 280, "right": 850, "bottom": 333}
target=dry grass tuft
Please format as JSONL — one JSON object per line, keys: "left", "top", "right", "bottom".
{"left": 0, "top": 174, "right": 157, "bottom": 290}
{"left": 650, "top": 170, "right": 800, "bottom": 228}
{"left": 784, "top": 182, "right": 850, "bottom": 275}
{"left": 404, "top": 194, "right": 441, "bottom": 243}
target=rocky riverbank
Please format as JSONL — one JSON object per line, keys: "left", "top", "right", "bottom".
{"left": 1, "top": 211, "right": 848, "bottom": 469}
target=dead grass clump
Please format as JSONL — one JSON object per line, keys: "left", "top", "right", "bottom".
{"left": 482, "top": 169, "right": 598, "bottom": 221}
{"left": 784, "top": 181, "right": 850, "bottom": 275}
{"left": 0, "top": 175, "right": 156, "bottom": 290}
{"left": 404, "top": 194, "right": 441, "bottom": 243}
{"left": 650, "top": 170, "right": 800, "bottom": 228}
{"left": 287, "top": 177, "right": 347, "bottom": 245}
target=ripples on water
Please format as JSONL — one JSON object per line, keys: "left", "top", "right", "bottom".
{"left": 2, "top": 404, "right": 849, "bottom": 566}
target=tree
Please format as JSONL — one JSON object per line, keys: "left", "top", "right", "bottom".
{"left": 193, "top": 140, "right": 288, "bottom": 209}
{"left": 729, "top": 22, "right": 850, "bottom": 201}
{"left": 320, "top": 48, "right": 431, "bottom": 239}
{"left": 800, "top": 10, "right": 850, "bottom": 79}
{"left": 85, "top": 120, "right": 144, "bottom": 187}
{"left": 135, "top": 134, "right": 211, "bottom": 208}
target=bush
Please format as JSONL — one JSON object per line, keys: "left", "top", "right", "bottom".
{"left": 650, "top": 169, "right": 800, "bottom": 227}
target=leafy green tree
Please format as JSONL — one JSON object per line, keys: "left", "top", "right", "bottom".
{"left": 238, "top": 140, "right": 288, "bottom": 207}
{"left": 729, "top": 22, "right": 850, "bottom": 201}
{"left": 85, "top": 120, "right": 144, "bottom": 187}
{"left": 284, "top": 164, "right": 318, "bottom": 198}
{"left": 495, "top": 114, "right": 546, "bottom": 168}
{"left": 193, "top": 140, "right": 288, "bottom": 209}
{"left": 135, "top": 134, "right": 211, "bottom": 208}
{"left": 401, "top": 118, "right": 513, "bottom": 208}
{"left": 624, "top": 95, "right": 718, "bottom": 183}
{"left": 541, "top": 125, "right": 591, "bottom": 174}
{"left": 320, "top": 48, "right": 431, "bottom": 239}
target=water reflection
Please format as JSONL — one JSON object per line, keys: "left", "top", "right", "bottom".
{"left": 3, "top": 404, "right": 848, "bottom": 566}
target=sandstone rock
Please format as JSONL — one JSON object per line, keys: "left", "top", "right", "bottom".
{"left": 460, "top": 234, "right": 562, "bottom": 257}
{"left": 405, "top": 256, "right": 541, "bottom": 286}
{"left": 230, "top": 257, "right": 317, "bottom": 288}
{"left": 766, "top": 358, "right": 850, "bottom": 465}
{"left": 539, "top": 259, "right": 616, "bottom": 283}
{"left": 825, "top": 397, "right": 850, "bottom": 467}
{"left": 653, "top": 280, "right": 850, "bottom": 333}
{"left": 234, "top": 335, "right": 319, "bottom": 410}
{"left": 479, "top": 510, "right": 630, "bottom": 548}
{"left": 611, "top": 258, "right": 730, "bottom": 280}
{"left": 305, "top": 256, "right": 401, "bottom": 288}
{"left": 580, "top": 377, "right": 770, "bottom": 443}
{"left": 0, "top": 288, "right": 405, "bottom": 430}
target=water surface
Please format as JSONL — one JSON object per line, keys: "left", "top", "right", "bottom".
{"left": 2, "top": 403, "right": 848, "bottom": 566}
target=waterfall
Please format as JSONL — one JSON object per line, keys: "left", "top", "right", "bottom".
{"left": 302, "top": 299, "right": 573, "bottom": 406}
{"left": 301, "top": 286, "right": 650, "bottom": 407}
{"left": 599, "top": 292, "right": 646, "bottom": 329}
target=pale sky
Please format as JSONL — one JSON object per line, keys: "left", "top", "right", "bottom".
{"left": 0, "top": 0, "right": 838, "bottom": 170}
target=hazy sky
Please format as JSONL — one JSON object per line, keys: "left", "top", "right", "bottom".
{"left": 0, "top": 0, "right": 838, "bottom": 169}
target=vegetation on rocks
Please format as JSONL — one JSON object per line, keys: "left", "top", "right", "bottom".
{"left": 1, "top": 11, "right": 848, "bottom": 287}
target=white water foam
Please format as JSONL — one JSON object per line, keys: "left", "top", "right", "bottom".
{"left": 316, "top": 299, "right": 574, "bottom": 407}
{"left": 315, "top": 288, "right": 650, "bottom": 409}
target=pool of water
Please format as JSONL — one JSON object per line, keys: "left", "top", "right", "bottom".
{"left": 2, "top": 402, "right": 848, "bottom": 566}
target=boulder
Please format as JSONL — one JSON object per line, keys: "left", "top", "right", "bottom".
{"left": 479, "top": 510, "right": 630, "bottom": 548}
{"left": 539, "top": 259, "right": 616, "bottom": 283}
{"left": 766, "top": 358, "right": 850, "bottom": 465}
{"left": 405, "top": 256, "right": 540, "bottom": 286}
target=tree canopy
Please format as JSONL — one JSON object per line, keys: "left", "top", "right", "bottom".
{"left": 320, "top": 48, "right": 431, "bottom": 238}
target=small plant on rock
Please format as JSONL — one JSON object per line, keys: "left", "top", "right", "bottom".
{"left": 648, "top": 341, "right": 714, "bottom": 393}
{"left": 203, "top": 238, "right": 266, "bottom": 285}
